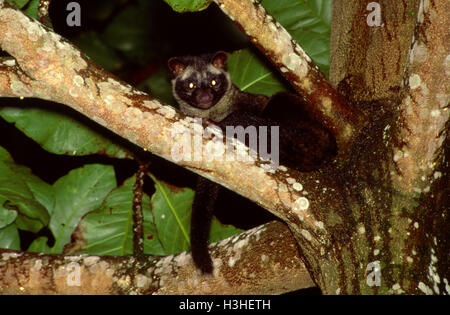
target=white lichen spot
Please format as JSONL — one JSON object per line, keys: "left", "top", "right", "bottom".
{"left": 301, "top": 229, "right": 312, "bottom": 241}
{"left": 142, "top": 100, "right": 160, "bottom": 110}
{"left": 286, "top": 177, "right": 296, "bottom": 185}
{"left": 260, "top": 163, "right": 276, "bottom": 173}
{"left": 234, "top": 239, "right": 248, "bottom": 250}
{"left": 392, "top": 283, "right": 401, "bottom": 291}
{"left": 282, "top": 53, "right": 307, "bottom": 77}
{"left": 293, "top": 197, "right": 309, "bottom": 211}
{"left": 261, "top": 254, "right": 268, "bottom": 263}
{"left": 278, "top": 165, "right": 288, "bottom": 172}
{"left": 104, "top": 94, "right": 115, "bottom": 106}
{"left": 314, "top": 221, "right": 324, "bottom": 229}
{"left": 409, "top": 74, "right": 421, "bottom": 89}
{"left": 3, "top": 59, "right": 16, "bottom": 66}
{"left": 406, "top": 256, "right": 413, "bottom": 263}
{"left": 393, "top": 150, "right": 403, "bottom": 162}
{"left": 444, "top": 278, "right": 450, "bottom": 295}
{"left": 374, "top": 235, "right": 381, "bottom": 242}
{"left": 444, "top": 55, "right": 450, "bottom": 77}
{"left": 83, "top": 256, "right": 100, "bottom": 266}
{"left": 434, "top": 171, "right": 442, "bottom": 179}
{"left": 117, "top": 275, "right": 132, "bottom": 290}
{"left": 2, "top": 252, "right": 22, "bottom": 260}
{"left": 268, "top": 22, "right": 278, "bottom": 33}
{"left": 69, "top": 87, "right": 78, "bottom": 98}
{"left": 430, "top": 109, "right": 441, "bottom": 117}
{"left": 135, "top": 274, "right": 151, "bottom": 289}
{"left": 412, "top": 249, "right": 417, "bottom": 255}
{"left": 280, "top": 66, "right": 289, "bottom": 73}
{"left": 418, "top": 282, "right": 433, "bottom": 295}
{"left": 414, "top": 222, "right": 419, "bottom": 229}
{"left": 92, "top": 116, "right": 107, "bottom": 127}
{"left": 373, "top": 249, "right": 380, "bottom": 256}
{"left": 293, "top": 182, "right": 303, "bottom": 192}
{"left": 156, "top": 106, "right": 176, "bottom": 119}
{"left": 73, "top": 75, "right": 84, "bottom": 87}
{"left": 228, "top": 256, "right": 237, "bottom": 268}
{"left": 278, "top": 183, "right": 288, "bottom": 193}
{"left": 31, "top": 259, "right": 42, "bottom": 271}
{"left": 358, "top": 224, "right": 366, "bottom": 234}
{"left": 410, "top": 41, "right": 428, "bottom": 64}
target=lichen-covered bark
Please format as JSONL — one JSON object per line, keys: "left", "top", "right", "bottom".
{"left": 214, "top": 0, "right": 366, "bottom": 150}
{"left": 0, "top": 222, "right": 313, "bottom": 294}
{"left": 321, "top": 0, "right": 450, "bottom": 294}
{"left": 330, "top": 0, "right": 420, "bottom": 102}
{"left": 0, "top": 0, "right": 448, "bottom": 295}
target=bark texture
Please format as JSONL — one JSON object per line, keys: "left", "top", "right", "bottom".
{"left": 0, "top": 0, "right": 448, "bottom": 295}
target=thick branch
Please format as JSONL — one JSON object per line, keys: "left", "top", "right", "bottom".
{"left": 392, "top": 0, "right": 449, "bottom": 192}
{"left": 0, "top": 2, "right": 342, "bottom": 239}
{"left": 214, "top": 0, "right": 366, "bottom": 150}
{"left": 0, "top": 221, "right": 314, "bottom": 294}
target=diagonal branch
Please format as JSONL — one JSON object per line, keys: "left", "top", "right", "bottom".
{"left": 214, "top": 0, "right": 367, "bottom": 150}
{"left": 0, "top": 2, "right": 346, "bottom": 241}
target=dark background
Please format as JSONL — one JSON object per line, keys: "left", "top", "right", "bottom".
{"left": 0, "top": 0, "right": 320, "bottom": 294}
{"left": 0, "top": 0, "right": 276, "bottom": 256}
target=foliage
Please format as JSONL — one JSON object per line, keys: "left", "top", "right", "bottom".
{"left": 0, "top": 0, "right": 330, "bottom": 257}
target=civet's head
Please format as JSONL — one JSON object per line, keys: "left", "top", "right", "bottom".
{"left": 168, "top": 51, "right": 231, "bottom": 112}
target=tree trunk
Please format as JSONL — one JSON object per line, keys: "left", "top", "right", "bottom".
{"left": 296, "top": 0, "right": 449, "bottom": 294}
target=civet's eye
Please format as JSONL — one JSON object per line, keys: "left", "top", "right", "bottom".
{"left": 188, "top": 82, "right": 195, "bottom": 89}
{"left": 211, "top": 80, "right": 218, "bottom": 87}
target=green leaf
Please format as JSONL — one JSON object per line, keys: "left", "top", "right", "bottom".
{"left": 150, "top": 175, "right": 193, "bottom": 254}
{"left": 49, "top": 164, "right": 116, "bottom": 253}
{"left": 28, "top": 236, "right": 51, "bottom": 253}
{"left": 139, "top": 67, "right": 176, "bottom": 106}
{"left": 0, "top": 147, "right": 51, "bottom": 230}
{"left": 149, "top": 175, "right": 244, "bottom": 255}
{"left": 23, "top": 0, "right": 39, "bottom": 19}
{"left": 209, "top": 218, "right": 243, "bottom": 244}
{"left": 15, "top": 215, "right": 44, "bottom": 234}
{"left": 74, "top": 176, "right": 164, "bottom": 256}
{"left": 228, "top": 49, "right": 288, "bottom": 96}
{"left": 74, "top": 32, "right": 123, "bottom": 72}
{"left": 163, "top": 0, "right": 213, "bottom": 12}
{"left": 101, "top": 6, "right": 155, "bottom": 63}
{"left": 0, "top": 105, "right": 129, "bottom": 158}
{"left": 0, "top": 224, "right": 20, "bottom": 250}
{"left": 0, "top": 200, "right": 18, "bottom": 229}
{"left": 261, "top": 0, "right": 331, "bottom": 76}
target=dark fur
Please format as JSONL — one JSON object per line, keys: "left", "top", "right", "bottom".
{"left": 169, "top": 52, "right": 337, "bottom": 273}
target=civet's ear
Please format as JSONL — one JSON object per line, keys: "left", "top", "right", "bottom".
{"left": 168, "top": 57, "right": 187, "bottom": 77}
{"left": 211, "top": 51, "right": 228, "bottom": 70}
